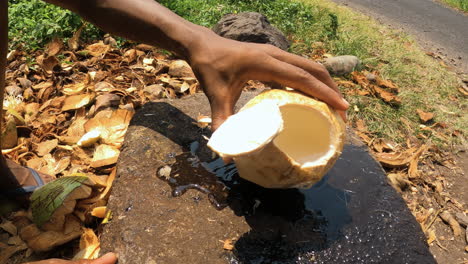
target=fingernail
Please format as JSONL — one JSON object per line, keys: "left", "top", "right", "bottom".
{"left": 342, "top": 98, "right": 350, "bottom": 108}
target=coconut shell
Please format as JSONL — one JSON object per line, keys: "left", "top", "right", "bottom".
{"left": 216, "top": 89, "right": 345, "bottom": 188}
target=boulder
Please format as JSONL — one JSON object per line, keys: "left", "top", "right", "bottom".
{"left": 213, "top": 12, "right": 290, "bottom": 51}
{"left": 323, "top": 55, "right": 361, "bottom": 76}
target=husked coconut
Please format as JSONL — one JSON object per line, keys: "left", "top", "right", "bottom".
{"left": 208, "top": 89, "right": 345, "bottom": 188}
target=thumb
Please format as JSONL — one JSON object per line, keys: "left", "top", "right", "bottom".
{"left": 89, "top": 253, "right": 118, "bottom": 264}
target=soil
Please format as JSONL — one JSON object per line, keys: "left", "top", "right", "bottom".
{"left": 100, "top": 91, "right": 435, "bottom": 263}
{"left": 428, "top": 151, "right": 468, "bottom": 264}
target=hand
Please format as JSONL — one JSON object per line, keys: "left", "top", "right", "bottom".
{"left": 187, "top": 29, "right": 349, "bottom": 130}
{"left": 24, "top": 253, "right": 117, "bottom": 264}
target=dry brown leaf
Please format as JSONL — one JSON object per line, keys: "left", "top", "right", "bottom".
{"left": 62, "top": 82, "right": 87, "bottom": 96}
{"left": 94, "top": 82, "right": 115, "bottom": 93}
{"left": 45, "top": 38, "right": 63, "bottom": 57}
{"left": 91, "top": 144, "right": 120, "bottom": 168}
{"left": 374, "top": 147, "right": 419, "bottom": 168}
{"left": 376, "top": 78, "right": 399, "bottom": 93}
{"left": 372, "top": 85, "right": 401, "bottom": 105}
{"left": 416, "top": 109, "right": 434, "bottom": 123}
{"left": 1, "top": 116, "right": 18, "bottom": 149}
{"left": 62, "top": 94, "right": 95, "bottom": 111}
{"left": 32, "top": 81, "right": 53, "bottom": 91}
{"left": 68, "top": 23, "right": 87, "bottom": 51}
{"left": 0, "top": 244, "right": 28, "bottom": 264}
{"left": 37, "top": 139, "right": 59, "bottom": 157}
{"left": 408, "top": 145, "right": 427, "bottom": 178}
{"left": 73, "top": 228, "right": 100, "bottom": 260}
{"left": 85, "top": 42, "right": 110, "bottom": 57}
{"left": 91, "top": 207, "right": 107, "bottom": 218}
{"left": 351, "top": 71, "right": 369, "bottom": 87}
{"left": 387, "top": 173, "right": 410, "bottom": 193}
{"left": 372, "top": 138, "right": 395, "bottom": 153}
{"left": 0, "top": 221, "right": 17, "bottom": 236}
{"left": 84, "top": 109, "right": 134, "bottom": 148}
{"left": 168, "top": 60, "right": 195, "bottom": 78}
{"left": 38, "top": 55, "right": 59, "bottom": 75}
{"left": 21, "top": 215, "right": 83, "bottom": 252}
{"left": 222, "top": 239, "right": 234, "bottom": 251}
{"left": 426, "top": 228, "right": 436, "bottom": 244}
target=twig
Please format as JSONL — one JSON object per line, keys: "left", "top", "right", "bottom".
{"left": 423, "top": 207, "right": 444, "bottom": 232}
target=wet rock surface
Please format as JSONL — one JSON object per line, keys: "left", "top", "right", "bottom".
{"left": 100, "top": 92, "right": 435, "bottom": 264}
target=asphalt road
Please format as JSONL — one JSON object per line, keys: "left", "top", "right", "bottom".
{"left": 331, "top": 0, "right": 468, "bottom": 74}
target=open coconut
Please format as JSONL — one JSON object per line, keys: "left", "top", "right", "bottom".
{"left": 208, "top": 89, "right": 345, "bottom": 188}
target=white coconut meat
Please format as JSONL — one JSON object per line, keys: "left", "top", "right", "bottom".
{"left": 207, "top": 89, "right": 345, "bottom": 189}
{"left": 207, "top": 100, "right": 283, "bottom": 157}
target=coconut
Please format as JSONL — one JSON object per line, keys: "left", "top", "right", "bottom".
{"left": 207, "top": 89, "right": 345, "bottom": 188}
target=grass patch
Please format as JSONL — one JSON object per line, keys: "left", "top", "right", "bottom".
{"left": 438, "top": 0, "right": 468, "bottom": 12}
{"left": 297, "top": 0, "right": 466, "bottom": 147}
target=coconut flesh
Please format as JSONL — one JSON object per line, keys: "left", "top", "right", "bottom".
{"left": 207, "top": 89, "right": 345, "bottom": 188}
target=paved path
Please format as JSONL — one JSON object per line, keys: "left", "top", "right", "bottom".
{"left": 332, "top": 0, "right": 468, "bottom": 74}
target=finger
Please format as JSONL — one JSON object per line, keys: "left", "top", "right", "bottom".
{"left": 254, "top": 44, "right": 341, "bottom": 96}
{"left": 209, "top": 93, "right": 236, "bottom": 132}
{"left": 89, "top": 253, "right": 118, "bottom": 264}
{"left": 251, "top": 57, "right": 349, "bottom": 111}
{"left": 338, "top": 110, "right": 347, "bottom": 122}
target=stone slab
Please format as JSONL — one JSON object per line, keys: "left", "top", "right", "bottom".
{"left": 100, "top": 92, "right": 435, "bottom": 264}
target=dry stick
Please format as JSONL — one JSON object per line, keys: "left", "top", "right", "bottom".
{"left": 423, "top": 206, "right": 445, "bottom": 233}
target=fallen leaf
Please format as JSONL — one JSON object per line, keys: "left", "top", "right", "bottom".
{"left": 91, "top": 144, "right": 120, "bottom": 168}
{"left": 91, "top": 207, "right": 107, "bottom": 218}
{"left": 68, "top": 23, "right": 87, "bottom": 50}
{"left": 37, "top": 139, "right": 58, "bottom": 157}
{"left": 168, "top": 60, "right": 195, "bottom": 78}
{"left": 416, "top": 109, "right": 434, "bottom": 123}
{"left": 73, "top": 228, "right": 100, "bottom": 260}
{"left": 372, "top": 85, "right": 401, "bottom": 105}
{"left": 62, "top": 94, "right": 95, "bottom": 111}
{"left": 222, "top": 239, "right": 234, "bottom": 251}
{"left": 376, "top": 78, "right": 399, "bottom": 93}
{"left": 45, "top": 38, "right": 63, "bottom": 57}
{"left": 62, "top": 82, "right": 87, "bottom": 96}
{"left": 374, "top": 146, "right": 419, "bottom": 168}
{"left": 408, "top": 145, "right": 427, "bottom": 178}
{"left": 85, "top": 42, "right": 110, "bottom": 57}
{"left": 1, "top": 116, "right": 18, "bottom": 149}
{"left": 0, "top": 221, "right": 17, "bottom": 236}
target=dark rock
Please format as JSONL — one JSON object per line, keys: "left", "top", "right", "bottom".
{"left": 213, "top": 12, "right": 290, "bottom": 51}
{"left": 100, "top": 92, "right": 435, "bottom": 264}
{"left": 323, "top": 55, "right": 361, "bottom": 76}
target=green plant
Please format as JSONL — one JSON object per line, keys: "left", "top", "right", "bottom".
{"left": 8, "top": 0, "right": 103, "bottom": 49}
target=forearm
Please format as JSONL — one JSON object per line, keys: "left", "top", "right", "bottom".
{"left": 45, "top": 0, "right": 209, "bottom": 60}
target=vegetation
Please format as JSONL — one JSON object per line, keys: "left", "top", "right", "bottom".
{"left": 439, "top": 0, "right": 468, "bottom": 12}
{"left": 8, "top": 0, "right": 102, "bottom": 49}
{"left": 7, "top": 0, "right": 466, "bottom": 146}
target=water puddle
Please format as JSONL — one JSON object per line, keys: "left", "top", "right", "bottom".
{"left": 157, "top": 141, "right": 352, "bottom": 244}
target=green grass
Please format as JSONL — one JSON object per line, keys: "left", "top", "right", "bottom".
{"left": 439, "top": 0, "right": 468, "bottom": 12}
{"left": 8, "top": 0, "right": 466, "bottom": 147}
{"left": 297, "top": 0, "right": 466, "bottom": 147}
{"left": 8, "top": 0, "right": 103, "bottom": 49}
